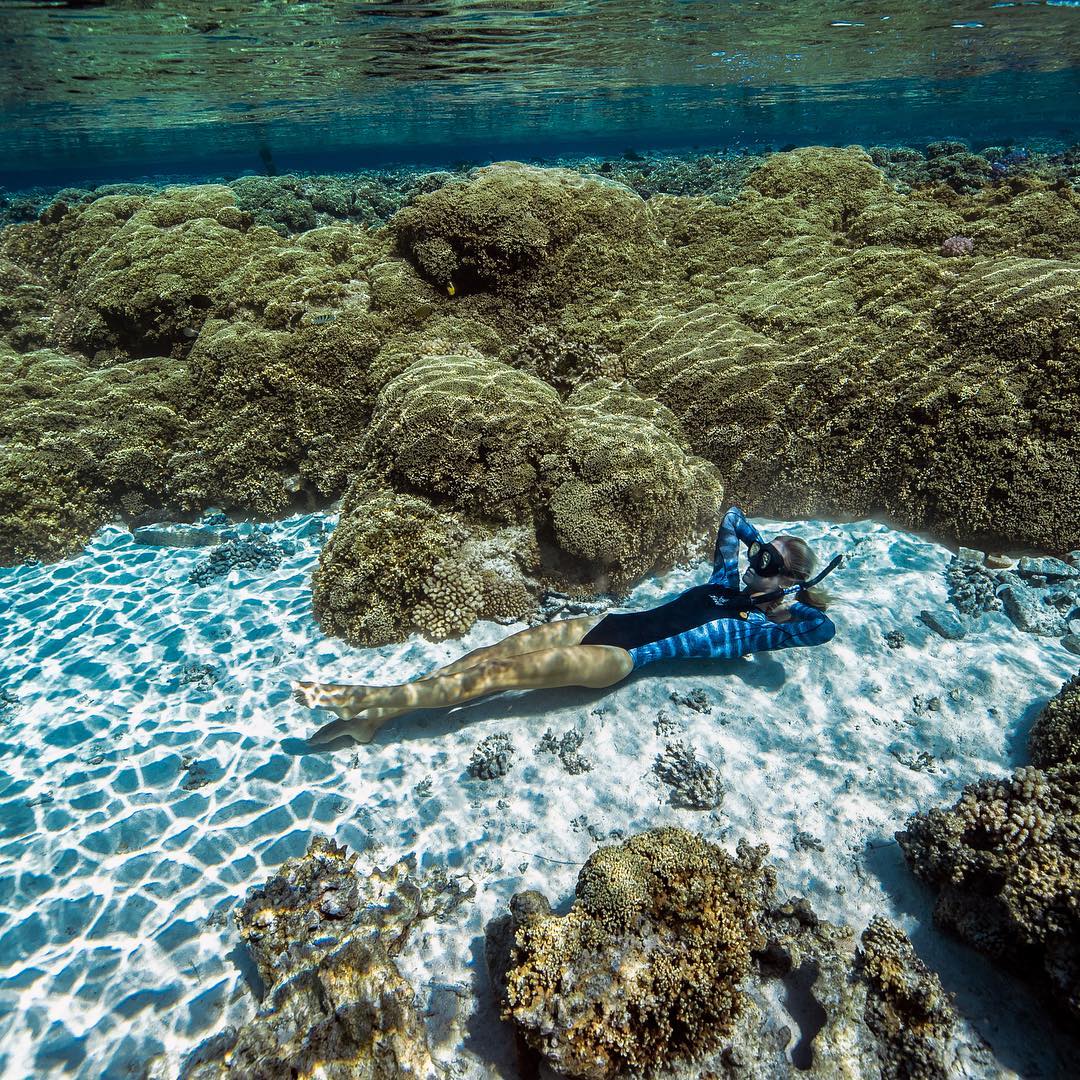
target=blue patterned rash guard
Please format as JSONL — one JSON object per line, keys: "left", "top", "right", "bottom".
{"left": 580, "top": 506, "right": 836, "bottom": 670}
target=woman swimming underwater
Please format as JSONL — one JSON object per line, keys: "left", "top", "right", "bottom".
{"left": 293, "top": 506, "right": 842, "bottom": 745}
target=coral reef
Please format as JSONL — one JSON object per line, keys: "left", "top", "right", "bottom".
{"left": 652, "top": 739, "right": 725, "bottom": 810}
{"left": 339, "top": 353, "right": 723, "bottom": 609}
{"left": 923, "top": 141, "right": 994, "bottom": 194}
{"left": 897, "top": 671, "right": 1080, "bottom": 1024}
{"left": 486, "top": 831, "right": 996, "bottom": 1079}
{"left": 0, "top": 345, "right": 189, "bottom": 564}
{"left": 2, "top": 146, "right": 1079, "bottom": 639}
{"left": 498, "top": 828, "right": 774, "bottom": 1077}
{"left": 181, "top": 836, "right": 472, "bottom": 1079}
{"left": 466, "top": 733, "right": 515, "bottom": 781}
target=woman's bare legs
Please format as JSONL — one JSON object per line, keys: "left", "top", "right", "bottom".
{"left": 296, "top": 613, "right": 612, "bottom": 744}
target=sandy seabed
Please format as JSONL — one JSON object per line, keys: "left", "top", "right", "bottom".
{"left": 1, "top": 511, "right": 1078, "bottom": 1078}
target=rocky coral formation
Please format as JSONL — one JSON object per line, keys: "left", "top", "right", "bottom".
{"left": 858, "top": 915, "right": 965, "bottom": 1080}
{"left": 311, "top": 487, "right": 538, "bottom": 646}
{"left": 486, "top": 829, "right": 997, "bottom": 1079}
{"left": 897, "top": 670, "right": 1080, "bottom": 1024}
{"left": 318, "top": 354, "right": 722, "bottom": 639}
{"left": 496, "top": 828, "right": 775, "bottom": 1078}
{"left": 2, "top": 147, "right": 1079, "bottom": 642}
{"left": 180, "top": 835, "right": 473, "bottom": 1079}
{"left": 0, "top": 344, "right": 189, "bottom": 563}
{"left": 1028, "top": 671, "right": 1080, "bottom": 768}
{"left": 390, "top": 160, "right": 652, "bottom": 302}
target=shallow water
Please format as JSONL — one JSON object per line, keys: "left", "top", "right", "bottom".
{"left": 2, "top": 0, "right": 1079, "bottom": 184}
{"left": 2, "top": 1, "right": 1080, "bottom": 1077}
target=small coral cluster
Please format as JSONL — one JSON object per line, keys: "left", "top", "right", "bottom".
{"left": 1028, "top": 671, "right": 1080, "bottom": 767}
{"left": 466, "top": 733, "right": 515, "bottom": 781}
{"left": 652, "top": 739, "right": 725, "bottom": 809}
{"left": 945, "top": 551, "right": 1003, "bottom": 615}
{"left": 536, "top": 727, "right": 593, "bottom": 774}
{"left": 897, "top": 672, "right": 1080, "bottom": 1023}
{"left": 857, "top": 915, "right": 967, "bottom": 1080}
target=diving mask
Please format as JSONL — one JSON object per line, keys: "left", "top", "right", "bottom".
{"left": 747, "top": 540, "right": 792, "bottom": 579}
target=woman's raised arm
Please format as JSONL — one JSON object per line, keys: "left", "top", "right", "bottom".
{"left": 708, "top": 505, "right": 765, "bottom": 587}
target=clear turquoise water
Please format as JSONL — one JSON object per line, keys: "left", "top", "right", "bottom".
{"left": 1, "top": 0, "right": 1078, "bottom": 184}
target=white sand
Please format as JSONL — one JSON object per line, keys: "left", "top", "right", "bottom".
{"left": 0, "top": 511, "right": 1077, "bottom": 1078}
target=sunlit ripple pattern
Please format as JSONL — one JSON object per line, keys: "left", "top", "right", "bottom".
{"left": 1, "top": 512, "right": 1079, "bottom": 1075}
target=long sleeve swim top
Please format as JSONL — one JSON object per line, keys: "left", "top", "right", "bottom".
{"left": 621, "top": 505, "right": 836, "bottom": 669}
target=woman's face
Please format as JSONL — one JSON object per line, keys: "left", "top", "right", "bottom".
{"left": 742, "top": 538, "right": 800, "bottom": 594}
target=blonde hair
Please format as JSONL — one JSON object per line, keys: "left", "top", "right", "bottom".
{"left": 775, "top": 535, "right": 833, "bottom": 610}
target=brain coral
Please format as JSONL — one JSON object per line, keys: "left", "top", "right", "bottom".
{"left": 896, "top": 762, "right": 1080, "bottom": 1023}
{"left": 360, "top": 352, "right": 565, "bottom": 524}
{"left": 502, "top": 828, "right": 775, "bottom": 1079}
{"left": 389, "top": 160, "right": 652, "bottom": 301}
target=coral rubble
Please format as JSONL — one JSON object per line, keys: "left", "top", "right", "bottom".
{"left": 179, "top": 836, "right": 473, "bottom": 1079}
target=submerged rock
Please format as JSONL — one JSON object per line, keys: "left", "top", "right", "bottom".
{"left": 485, "top": 828, "right": 997, "bottom": 1079}
{"left": 180, "top": 836, "right": 474, "bottom": 1079}
{"left": 998, "top": 582, "right": 1080, "bottom": 637}
{"left": 1017, "top": 555, "right": 1080, "bottom": 580}
{"left": 131, "top": 523, "right": 224, "bottom": 548}
{"left": 918, "top": 609, "right": 967, "bottom": 640}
